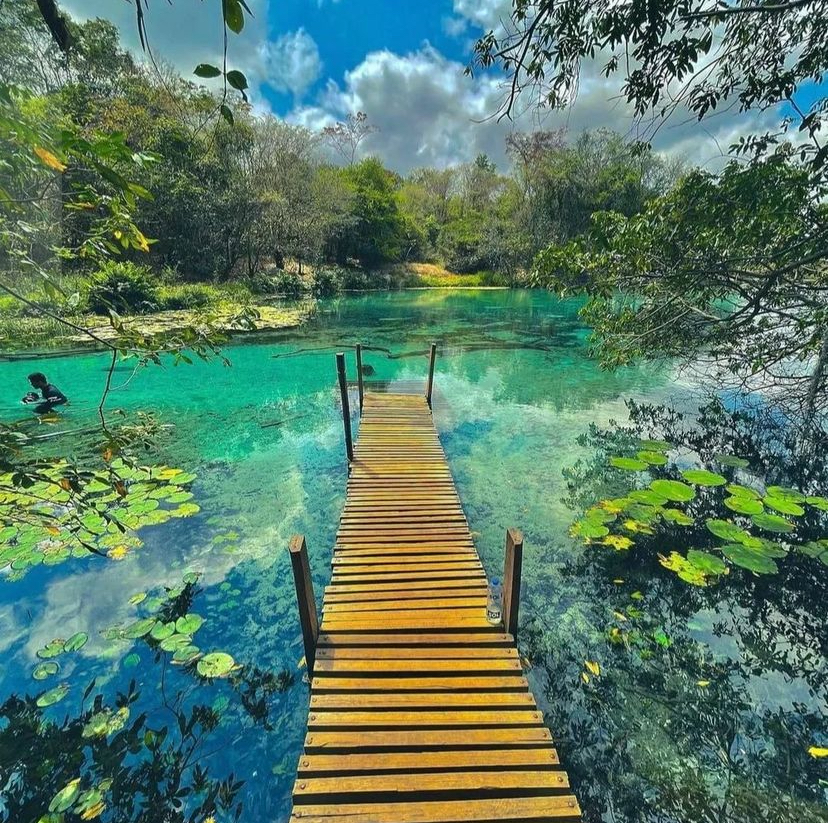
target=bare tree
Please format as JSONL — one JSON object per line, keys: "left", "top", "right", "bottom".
{"left": 322, "top": 111, "right": 377, "bottom": 166}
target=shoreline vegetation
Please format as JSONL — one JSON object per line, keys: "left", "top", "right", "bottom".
{"left": 0, "top": 263, "right": 511, "bottom": 352}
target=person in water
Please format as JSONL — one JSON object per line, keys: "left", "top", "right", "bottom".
{"left": 22, "top": 372, "right": 68, "bottom": 414}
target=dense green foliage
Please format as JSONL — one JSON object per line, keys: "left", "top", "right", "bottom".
{"left": 475, "top": 0, "right": 828, "bottom": 417}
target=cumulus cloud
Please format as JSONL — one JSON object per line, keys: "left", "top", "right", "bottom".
{"left": 262, "top": 28, "right": 322, "bottom": 98}
{"left": 453, "top": 0, "right": 513, "bottom": 31}
{"left": 289, "top": 43, "right": 769, "bottom": 173}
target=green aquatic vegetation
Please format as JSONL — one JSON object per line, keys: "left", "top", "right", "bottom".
{"left": 197, "top": 652, "right": 238, "bottom": 678}
{"left": 609, "top": 456, "right": 648, "bottom": 471}
{"left": 32, "top": 662, "right": 59, "bottom": 680}
{"left": 576, "top": 438, "right": 828, "bottom": 584}
{"left": 0, "top": 460, "right": 199, "bottom": 579}
{"left": 36, "top": 683, "right": 69, "bottom": 707}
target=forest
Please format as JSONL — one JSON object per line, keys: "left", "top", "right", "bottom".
{"left": 1, "top": 1, "right": 827, "bottom": 823}
{"left": 0, "top": 0, "right": 677, "bottom": 338}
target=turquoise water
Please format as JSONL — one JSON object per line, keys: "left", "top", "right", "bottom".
{"left": 1, "top": 289, "right": 826, "bottom": 823}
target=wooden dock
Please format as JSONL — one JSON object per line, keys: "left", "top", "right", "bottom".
{"left": 288, "top": 349, "right": 582, "bottom": 823}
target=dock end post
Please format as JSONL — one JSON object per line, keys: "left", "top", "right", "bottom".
{"left": 336, "top": 352, "right": 354, "bottom": 462}
{"left": 502, "top": 528, "right": 524, "bottom": 642}
{"left": 425, "top": 342, "right": 437, "bottom": 408}
{"left": 289, "top": 534, "right": 319, "bottom": 677}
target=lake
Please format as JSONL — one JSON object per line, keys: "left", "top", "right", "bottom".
{"left": 1, "top": 289, "right": 825, "bottom": 823}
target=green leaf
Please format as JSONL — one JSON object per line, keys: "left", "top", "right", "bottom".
{"left": 150, "top": 621, "right": 175, "bottom": 641}
{"left": 194, "top": 63, "right": 222, "bottom": 78}
{"left": 37, "top": 639, "right": 64, "bottom": 659}
{"left": 766, "top": 486, "right": 806, "bottom": 503}
{"left": 706, "top": 519, "right": 751, "bottom": 543}
{"left": 226, "top": 69, "right": 248, "bottom": 91}
{"left": 637, "top": 450, "right": 667, "bottom": 466}
{"left": 687, "top": 549, "right": 728, "bottom": 575}
{"left": 628, "top": 489, "right": 668, "bottom": 506}
{"left": 721, "top": 543, "right": 778, "bottom": 574}
{"left": 122, "top": 617, "right": 156, "bottom": 639}
{"left": 661, "top": 507, "right": 694, "bottom": 525}
{"left": 223, "top": 0, "right": 245, "bottom": 33}
{"left": 609, "top": 456, "right": 648, "bottom": 471}
{"left": 571, "top": 518, "right": 609, "bottom": 539}
{"left": 197, "top": 651, "right": 237, "bottom": 678}
{"left": 650, "top": 479, "right": 695, "bottom": 502}
{"left": 175, "top": 613, "right": 204, "bottom": 634}
{"left": 727, "top": 483, "right": 760, "bottom": 499}
{"left": 49, "top": 778, "right": 81, "bottom": 813}
{"left": 680, "top": 469, "right": 727, "bottom": 487}
{"left": 723, "top": 495, "right": 764, "bottom": 515}
{"left": 37, "top": 683, "right": 69, "bottom": 708}
{"left": 714, "top": 453, "right": 750, "bottom": 468}
{"left": 639, "top": 439, "right": 671, "bottom": 451}
{"left": 764, "top": 496, "right": 805, "bottom": 516}
{"left": 33, "top": 662, "right": 59, "bottom": 680}
{"left": 751, "top": 512, "right": 794, "bottom": 534}
{"left": 805, "top": 495, "right": 828, "bottom": 511}
{"left": 64, "top": 632, "right": 88, "bottom": 652}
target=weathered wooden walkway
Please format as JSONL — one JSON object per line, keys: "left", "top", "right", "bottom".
{"left": 289, "top": 350, "right": 582, "bottom": 823}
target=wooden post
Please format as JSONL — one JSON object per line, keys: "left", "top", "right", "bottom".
{"left": 336, "top": 352, "right": 354, "bottom": 462}
{"left": 425, "top": 342, "right": 437, "bottom": 408}
{"left": 289, "top": 534, "right": 319, "bottom": 676}
{"left": 502, "top": 528, "right": 523, "bottom": 641}
{"left": 355, "top": 344, "right": 364, "bottom": 416}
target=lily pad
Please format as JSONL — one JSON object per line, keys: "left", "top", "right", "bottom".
{"left": 661, "top": 508, "right": 694, "bottom": 526}
{"left": 49, "top": 778, "right": 81, "bottom": 813}
{"left": 175, "top": 614, "right": 204, "bottom": 635}
{"left": 639, "top": 439, "right": 672, "bottom": 451}
{"left": 128, "top": 592, "right": 147, "bottom": 605}
{"left": 159, "top": 633, "right": 192, "bottom": 652}
{"left": 609, "top": 456, "right": 649, "bottom": 471}
{"left": 64, "top": 632, "right": 88, "bottom": 652}
{"left": 123, "top": 653, "right": 140, "bottom": 668}
{"left": 751, "top": 512, "right": 794, "bottom": 534}
{"left": 37, "top": 639, "right": 65, "bottom": 659}
{"left": 571, "top": 519, "right": 609, "bottom": 540}
{"left": 721, "top": 543, "right": 779, "bottom": 574}
{"left": 33, "top": 661, "right": 60, "bottom": 680}
{"left": 650, "top": 479, "right": 695, "bottom": 502}
{"left": 680, "top": 469, "right": 727, "bottom": 487}
{"left": 764, "top": 496, "right": 805, "bottom": 516}
{"left": 196, "top": 651, "right": 237, "bottom": 678}
{"left": 37, "top": 683, "right": 69, "bottom": 708}
{"left": 714, "top": 453, "right": 750, "bottom": 468}
{"left": 122, "top": 618, "right": 156, "bottom": 639}
{"left": 637, "top": 450, "right": 668, "bottom": 466}
{"left": 805, "top": 495, "right": 828, "bottom": 511}
{"left": 723, "top": 496, "right": 764, "bottom": 515}
{"left": 706, "top": 519, "right": 752, "bottom": 543}
{"left": 172, "top": 645, "right": 201, "bottom": 664}
{"left": 628, "top": 489, "right": 668, "bottom": 506}
{"left": 766, "top": 486, "right": 806, "bottom": 503}
{"left": 687, "top": 549, "right": 728, "bottom": 575}
{"left": 727, "top": 483, "right": 761, "bottom": 499}
{"left": 150, "top": 621, "right": 176, "bottom": 641}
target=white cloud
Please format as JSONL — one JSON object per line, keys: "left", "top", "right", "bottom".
{"left": 289, "top": 43, "right": 769, "bottom": 173}
{"left": 262, "top": 28, "right": 322, "bottom": 98}
{"left": 452, "top": 0, "right": 512, "bottom": 31}
{"left": 442, "top": 16, "right": 469, "bottom": 38}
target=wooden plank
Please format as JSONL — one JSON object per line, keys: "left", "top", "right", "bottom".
{"left": 303, "top": 728, "right": 553, "bottom": 750}
{"left": 297, "top": 748, "right": 559, "bottom": 774}
{"left": 306, "top": 710, "right": 544, "bottom": 728}
{"left": 314, "top": 646, "right": 517, "bottom": 659}
{"left": 293, "top": 770, "right": 570, "bottom": 800}
{"left": 317, "top": 632, "right": 513, "bottom": 646}
{"left": 308, "top": 691, "right": 536, "bottom": 709}
{"left": 289, "top": 796, "right": 581, "bottom": 822}
{"left": 312, "top": 658, "right": 523, "bottom": 674}
{"left": 309, "top": 676, "right": 529, "bottom": 693}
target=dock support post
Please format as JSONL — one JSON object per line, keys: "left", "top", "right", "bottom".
{"left": 289, "top": 534, "right": 319, "bottom": 676}
{"left": 425, "top": 342, "right": 437, "bottom": 408}
{"left": 355, "top": 344, "right": 364, "bottom": 416}
{"left": 502, "top": 528, "right": 523, "bottom": 641}
{"left": 336, "top": 352, "right": 354, "bottom": 462}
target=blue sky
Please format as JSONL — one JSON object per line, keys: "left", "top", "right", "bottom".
{"left": 264, "top": 0, "right": 475, "bottom": 112}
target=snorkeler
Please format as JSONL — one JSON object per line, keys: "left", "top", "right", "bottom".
{"left": 22, "top": 372, "right": 68, "bottom": 414}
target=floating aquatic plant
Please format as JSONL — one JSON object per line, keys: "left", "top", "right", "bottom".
{"left": 571, "top": 439, "right": 828, "bottom": 585}
{"left": 0, "top": 460, "right": 199, "bottom": 580}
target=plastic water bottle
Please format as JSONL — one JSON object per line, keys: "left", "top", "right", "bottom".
{"left": 487, "top": 577, "right": 502, "bottom": 625}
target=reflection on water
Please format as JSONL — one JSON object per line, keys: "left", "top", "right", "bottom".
{"left": 1, "top": 290, "right": 824, "bottom": 822}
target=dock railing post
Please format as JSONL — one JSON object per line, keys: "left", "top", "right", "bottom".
{"left": 425, "top": 342, "right": 437, "bottom": 408}
{"left": 336, "top": 352, "right": 354, "bottom": 462}
{"left": 289, "top": 534, "right": 319, "bottom": 676}
{"left": 502, "top": 528, "right": 524, "bottom": 641}
{"left": 355, "top": 344, "right": 364, "bottom": 416}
